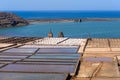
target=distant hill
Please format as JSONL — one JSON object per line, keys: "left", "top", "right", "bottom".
{"left": 0, "top": 12, "right": 29, "bottom": 28}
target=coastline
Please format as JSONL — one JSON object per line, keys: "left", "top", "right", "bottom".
{"left": 27, "top": 19, "right": 74, "bottom": 24}
{"left": 0, "top": 12, "right": 28, "bottom": 28}
{"left": 26, "top": 18, "right": 120, "bottom": 24}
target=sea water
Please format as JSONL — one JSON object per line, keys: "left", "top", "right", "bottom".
{"left": 0, "top": 21, "right": 120, "bottom": 38}
{"left": 8, "top": 11, "right": 120, "bottom": 19}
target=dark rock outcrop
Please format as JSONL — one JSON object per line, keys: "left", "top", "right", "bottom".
{"left": 0, "top": 12, "right": 29, "bottom": 28}
{"left": 58, "top": 32, "right": 64, "bottom": 37}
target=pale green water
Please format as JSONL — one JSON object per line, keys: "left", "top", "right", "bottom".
{"left": 0, "top": 21, "right": 120, "bottom": 38}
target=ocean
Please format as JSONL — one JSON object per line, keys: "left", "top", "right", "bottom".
{"left": 0, "top": 11, "right": 120, "bottom": 38}
{"left": 8, "top": 11, "right": 120, "bottom": 19}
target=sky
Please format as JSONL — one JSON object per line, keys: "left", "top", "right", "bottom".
{"left": 0, "top": 0, "right": 120, "bottom": 11}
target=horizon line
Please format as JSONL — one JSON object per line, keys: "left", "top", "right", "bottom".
{"left": 1, "top": 10, "right": 120, "bottom": 12}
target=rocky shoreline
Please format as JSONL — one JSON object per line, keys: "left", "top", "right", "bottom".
{"left": 1, "top": 12, "right": 120, "bottom": 28}
{"left": 0, "top": 12, "right": 29, "bottom": 28}
{"left": 27, "top": 18, "right": 120, "bottom": 23}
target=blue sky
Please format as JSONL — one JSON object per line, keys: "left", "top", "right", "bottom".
{"left": 0, "top": 0, "right": 120, "bottom": 11}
